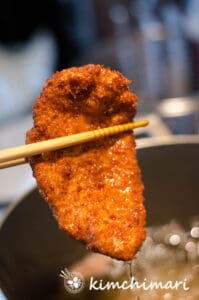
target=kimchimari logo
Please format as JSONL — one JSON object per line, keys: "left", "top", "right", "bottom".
{"left": 59, "top": 269, "right": 190, "bottom": 295}
{"left": 89, "top": 276, "right": 190, "bottom": 292}
{"left": 59, "top": 268, "right": 85, "bottom": 294}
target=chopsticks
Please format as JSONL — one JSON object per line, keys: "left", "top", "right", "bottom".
{"left": 0, "top": 119, "right": 149, "bottom": 169}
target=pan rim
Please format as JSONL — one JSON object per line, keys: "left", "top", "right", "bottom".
{"left": 136, "top": 134, "right": 199, "bottom": 149}
{"left": 0, "top": 186, "right": 36, "bottom": 230}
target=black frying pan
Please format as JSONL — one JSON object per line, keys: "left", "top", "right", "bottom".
{"left": 0, "top": 136, "right": 199, "bottom": 299}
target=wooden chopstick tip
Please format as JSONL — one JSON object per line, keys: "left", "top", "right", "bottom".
{"left": 133, "top": 119, "right": 149, "bottom": 128}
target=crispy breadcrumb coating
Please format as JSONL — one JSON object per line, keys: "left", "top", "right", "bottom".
{"left": 26, "top": 64, "right": 146, "bottom": 261}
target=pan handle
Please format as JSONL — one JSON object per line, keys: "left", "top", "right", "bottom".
{"left": 135, "top": 113, "right": 172, "bottom": 138}
{"left": 136, "top": 96, "right": 199, "bottom": 138}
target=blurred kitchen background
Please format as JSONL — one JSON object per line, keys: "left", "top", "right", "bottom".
{"left": 0, "top": 0, "right": 199, "bottom": 127}
{"left": 0, "top": 0, "right": 199, "bottom": 207}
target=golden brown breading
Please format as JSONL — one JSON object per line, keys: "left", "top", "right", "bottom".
{"left": 26, "top": 64, "right": 146, "bottom": 261}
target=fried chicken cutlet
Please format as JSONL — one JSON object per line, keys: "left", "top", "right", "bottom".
{"left": 26, "top": 64, "right": 146, "bottom": 261}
